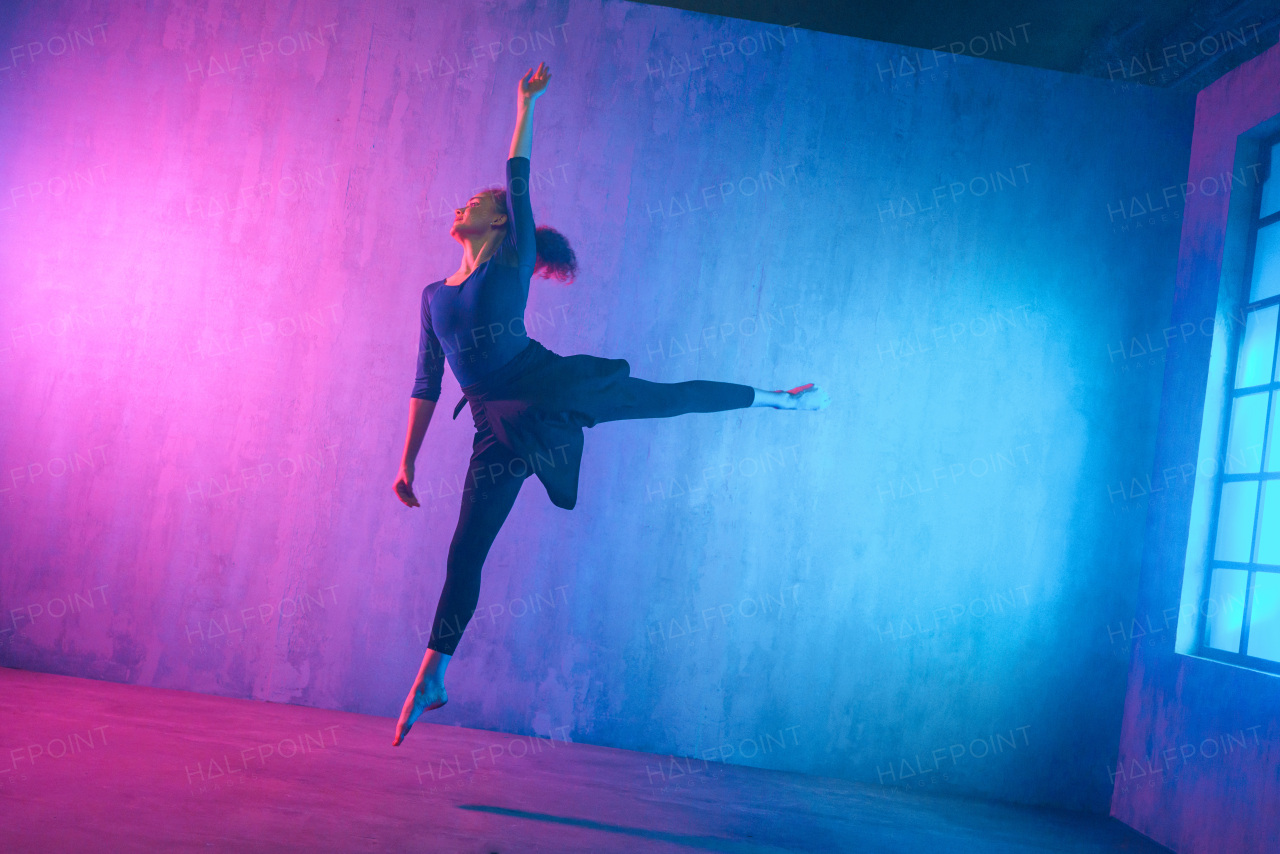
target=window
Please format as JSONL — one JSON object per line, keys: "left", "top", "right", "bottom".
{"left": 1197, "top": 134, "right": 1280, "bottom": 673}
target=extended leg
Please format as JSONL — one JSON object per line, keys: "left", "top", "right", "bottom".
{"left": 590, "top": 376, "right": 829, "bottom": 422}
{"left": 591, "top": 377, "right": 755, "bottom": 423}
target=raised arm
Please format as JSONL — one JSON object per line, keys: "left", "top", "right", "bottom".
{"left": 505, "top": 63, "right": 550, "bottom": 275}
{"left": 509, "top": 62, "right": 550, "bottom": 160}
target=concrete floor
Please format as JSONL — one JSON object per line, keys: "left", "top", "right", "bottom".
{"left": 0, "top": 667, "right": 1168, "bottom": 853}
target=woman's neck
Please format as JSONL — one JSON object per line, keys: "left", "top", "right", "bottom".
{"left": 454, "top": 231, "right": 504, "bottom": 279}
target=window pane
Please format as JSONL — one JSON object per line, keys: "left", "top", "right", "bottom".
{"left": 1206, "top": 568, "right": 1248, "bottom": 651}
{"left": 1251, "top": 221, "right": 1280, "bottom": 302}
{"left": 1214, "top": 481, "right": 1259, "bottom": 561}
{"left": 1246, "top": 572, "right": 1280, "bottom": 661}
{"left": 1257, "top": 481, "right": 1280, "bottom": 565}
{"left": 1261, "top": 143, "right": 1280, "bottom": 219}
{"left": 1235, "top": 305, "right": 1278, "bottom": 388}
{"left": 1224, "top": 393, "right": 1269, "bottom": 473}
{"left": 1268, "top": 394, "right": 1280, "bottom": 472}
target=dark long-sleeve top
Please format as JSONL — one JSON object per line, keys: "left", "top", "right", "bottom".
{"left": 411, "top": 156, "right": 536, "bottom": 401}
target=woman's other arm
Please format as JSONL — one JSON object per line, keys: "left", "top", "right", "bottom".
{"left": 395, "top": 398, "right": 436, "bottom": 507}
{"left": 397, "top": 288, "right": 446, "bottom": 507}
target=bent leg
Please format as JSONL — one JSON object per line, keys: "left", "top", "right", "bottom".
{"left": 426, "top": 447, "right": 526, "bottom": 655}
{"left": 591, "top": 377, "right": 755, "bottom": 424}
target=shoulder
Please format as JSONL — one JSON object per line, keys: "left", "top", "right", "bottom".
{"left": 422, "top": 279, "right": 445, "bottom": 307}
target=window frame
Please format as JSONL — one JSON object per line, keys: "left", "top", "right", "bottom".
{"left": 1195, "top": 129, "right": 1280, "bottom": 674}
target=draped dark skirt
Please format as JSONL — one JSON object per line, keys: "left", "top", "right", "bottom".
{"left": 450, "top": 339, "right": 635, "bottom": 511}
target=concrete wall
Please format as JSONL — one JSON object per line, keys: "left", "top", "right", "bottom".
{"left": 1111, "top": 39, "right": 1280, "bottom": 853}
{"left": 0, "top": 0, "right": 1193, "bottom": 811}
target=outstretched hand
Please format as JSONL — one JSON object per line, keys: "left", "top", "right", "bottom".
{"left": 519, "top": 62, "right": 551, "bottom": 101}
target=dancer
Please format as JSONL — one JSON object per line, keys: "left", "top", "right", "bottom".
{"left": 392, "top": 62, "right": 828, "bottom": 746}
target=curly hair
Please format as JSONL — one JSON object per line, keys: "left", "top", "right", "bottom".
{"left": 481, "top": 186, "right": 578, "bottom": 283}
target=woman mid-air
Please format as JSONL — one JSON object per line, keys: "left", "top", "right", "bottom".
{"left": 391, "top": 62, "right": 829, "bottom": 746}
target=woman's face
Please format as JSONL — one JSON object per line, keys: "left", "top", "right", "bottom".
{"left": 450, "top": 192, "right": 506, "bottom": 239}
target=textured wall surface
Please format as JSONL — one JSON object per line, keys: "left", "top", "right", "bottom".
{"left": 0, "top": 0, "right": 1193, "bottom": 811}
{"left": 1111, "top": 38, "right": 1280, "bottom": 853}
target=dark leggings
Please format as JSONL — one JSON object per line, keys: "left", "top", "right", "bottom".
{"left": 426, "top": 377, "right": 754, "bottom": 654}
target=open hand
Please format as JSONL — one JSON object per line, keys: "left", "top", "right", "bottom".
{"left": 519, "top": 62, "right": 551, "bottom": 101}
{"left": 394, "top": 464, "right": 420, "bottom": 507}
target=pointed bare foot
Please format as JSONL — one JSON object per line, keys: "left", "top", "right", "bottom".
{"left": 393, "top": 674, "right": 448, "bottom": 746}
{"left": 791, "top": 385, "right": 830, "bottom": 410}
{"left": 771, "top": 383, "right": 829, "bottom": 410}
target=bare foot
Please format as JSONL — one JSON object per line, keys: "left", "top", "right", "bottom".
{"left": 790, "top": 385, "right": 830, "bottom": 410}
{"left": 771, "top": 383, "right": 829, "bottom": 410}
{"left": 393, "top": 674, "right": 448, "bottom": 746}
